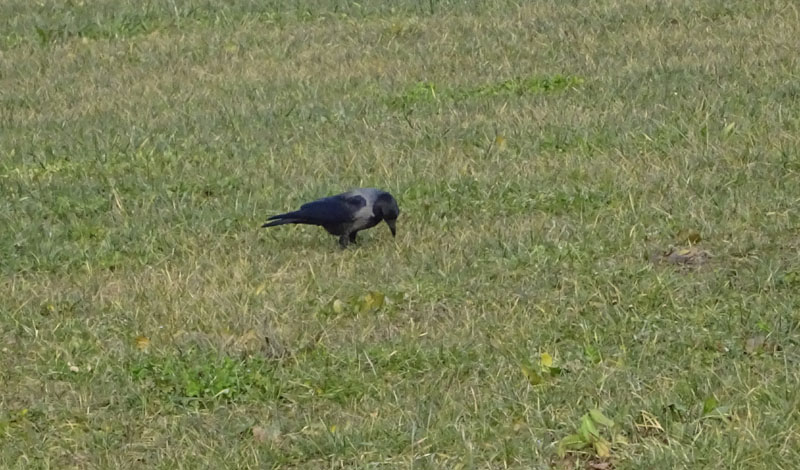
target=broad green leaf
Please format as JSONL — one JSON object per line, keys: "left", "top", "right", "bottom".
{"left": 589, "top": 409, "right": 615, "bottom": 428}
{"left": 579, "top": 414, "right": 600, "bottom": 441}
{"left": 702, "top": 396, "right": 719, "bottom": 415}
{"left": 557, "top": 434, "right": 587, "bottom": 457}
{"left": 185, "top": 380, "right": 201, "bottom": 397}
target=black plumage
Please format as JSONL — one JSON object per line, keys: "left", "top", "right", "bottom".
{"left": 262, "top": 188, "right": 400, "bottom": 248}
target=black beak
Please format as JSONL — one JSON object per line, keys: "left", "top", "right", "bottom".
{"left": 386, "top": 219, "right": 397, "bottom": 237}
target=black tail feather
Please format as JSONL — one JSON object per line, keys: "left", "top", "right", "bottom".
{"left": 266, "top": 210, "right": 303, "bottom": 221}
{"left": 262, "top": 218, "right": 305, "bottom": 228}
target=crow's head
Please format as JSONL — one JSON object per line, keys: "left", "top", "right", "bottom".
{"left": 374, "top": 192, "right": 400, "bottom": 237}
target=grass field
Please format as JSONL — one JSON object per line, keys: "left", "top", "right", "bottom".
{"left": 2, "top": 0, "right": 800, "bottom": 468}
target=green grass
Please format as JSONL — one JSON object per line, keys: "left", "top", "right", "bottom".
{"left": 2, "top": 0, "right": 800, "bottom": 468}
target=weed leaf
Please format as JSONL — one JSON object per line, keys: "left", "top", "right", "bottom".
{"left": 593, "top": 438, "right": 611, "bottom": 458}
{"left": 579, "top": 414, "right": 600, "bottom": 440}
{"left": 589, "top": 409, "right": 615, "bottom": 427}
{"left": 703, "top": 396, "right": 719, "bottom": 415}
{"left": 557, "top": 433, "right": 587, "bottom": 457}
{"left": 540, "top": 352, "right": 553, "bottom": 368}
{"left": 520, "top": 364, "right": 543, "bottom": 386}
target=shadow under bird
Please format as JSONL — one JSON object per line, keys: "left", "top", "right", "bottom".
{"left": 261, "top": 188, "right": 400, "bottom": 248}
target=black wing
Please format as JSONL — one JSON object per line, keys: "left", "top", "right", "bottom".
{"left": 265, "top": 194, "right": 365, "bottom": 225}
{"left": 296, "top": 194, "right": 365, "bottom": 224}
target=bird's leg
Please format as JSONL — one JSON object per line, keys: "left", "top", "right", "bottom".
{"left": 348, "top": 231, "right": 359, "bottom": 244}
{"left": 338, "top": 234, "right": 350, "bottom": 249}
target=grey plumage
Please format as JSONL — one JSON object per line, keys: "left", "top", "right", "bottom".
{"left": 262, "top": 188, "right": 400, "bottom": 248}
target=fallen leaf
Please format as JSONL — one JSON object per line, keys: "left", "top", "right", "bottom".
{"left": 254, "top": 282, "right": 268, "bottom": 296}
{"left": 588, "top": 460, "right": 612, "bottom": 470}
{"left": 134, "top": 335, "right": 150, "bottom": 351}
{"left": 653, "top": 246, "right": 711, "bottom": 267}
{"left": 593, "top": 439, "right": 611, "bottom": 458}
{"left": 252, "top": 426, "right": 268, "bottom": 442}
{"left": 360, "top": 291, "right": 385, "bottom": 312}
{"left": 520, "top": 364, "right": 543, "bottom": 386}
{"left": 540, "top": 352, "right": 553, "bottom": 368}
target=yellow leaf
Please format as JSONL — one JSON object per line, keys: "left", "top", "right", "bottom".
{"left": 369, "top": 292, "right": 385, "bottom": 308}
{"left": 330, "top": 425, "right": 337, "bottom": 433}
{"left": 332, "top": 299, "right": 345, "bottom": 314}
{"left": 593, "top": 438, "right": 611, "bottom": 458}
{"left": 361, "top": 291, "right": 385, "bottom": 312}
{"left": 255, "top": 282, "right": 268, "bottom": 296}
{"left": 540, "top": 352, "right": 553, "bottom": 368}
{"left": 134, "top": 335, "right": 150, "bottom": 351}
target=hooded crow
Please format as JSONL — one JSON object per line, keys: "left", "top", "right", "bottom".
{"left": 262, "top": 188, "right": 400, "bottom": 248}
